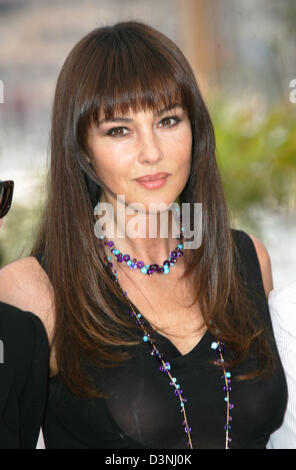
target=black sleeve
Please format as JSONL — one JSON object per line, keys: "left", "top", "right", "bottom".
{"left": 0, "top": 302, "right": 49, "bottom": 449}
{"left": 18, "top": 312, "right": 50, "bottom": 448}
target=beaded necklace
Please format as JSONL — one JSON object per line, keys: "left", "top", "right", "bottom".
{"left": 94, "top": 200, "right": 184, "bottom": 275}
{"left": 95, "top": 202, "right": 233, "bottom": 448}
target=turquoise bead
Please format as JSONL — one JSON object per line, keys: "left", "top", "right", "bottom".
{"left": 127, "top": 260, "right": 132, "bottom": 266}
{"left": 143, "top": 335, "right": 149, "bottom": 342}
{"left": 178, "top": 243, "right": 183, "bottom": 249}
{"left": 107, "top": 256, "right": 111, "bottom": 261}
{"left": 141, "top": 267, "right": 148, "bottom": 274}
{"left": 211, "top": 342, "right": 218, "bottom": 350}
{"left": 225, "top": 372, "right": 231, "bottom": 379}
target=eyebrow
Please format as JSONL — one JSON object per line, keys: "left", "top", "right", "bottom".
{"left": 97, "top": 103, "right": 183, "bottom": 126}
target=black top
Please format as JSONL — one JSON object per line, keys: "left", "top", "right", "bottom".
{"left": 35, "top": 229, "right": 288, "bottom": 449}
{"left": 0, "top": 301, "right": 49, "bottom": 448}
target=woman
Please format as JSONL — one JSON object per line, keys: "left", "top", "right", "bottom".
{"left": 0, "top": 180, "right": 49, "bottom": 448}
{"left": 0, "top": 21, "right": 288, "bottom": 449}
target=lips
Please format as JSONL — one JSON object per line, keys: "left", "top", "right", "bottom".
{"left": 135, "top": 172, "right": 170, "bottom": 182}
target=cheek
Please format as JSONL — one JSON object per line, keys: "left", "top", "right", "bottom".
{"left": 91, "top": 143, "right": 131, "bottom": 189}
{"left": 171, "top": 127, "right": 192, "bottom": 168}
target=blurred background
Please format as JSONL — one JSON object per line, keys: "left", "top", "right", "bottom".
{"left": 0, "top": 0, "right": 295, "bottom": 288}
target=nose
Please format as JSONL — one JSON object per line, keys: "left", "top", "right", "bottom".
{"left": 137, "top": 127, "right": 164, "bottom": 166}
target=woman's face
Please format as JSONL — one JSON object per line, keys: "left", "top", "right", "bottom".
{"left": 86, "top": 103, "right": 192, "bottom": 213}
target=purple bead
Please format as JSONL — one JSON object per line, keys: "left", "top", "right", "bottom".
{"left": 163, "top": 260, "right": 170, "bottom": 266}
{"left": 170, "top": 250, "right": 178, "bottom": 258}
{"left": 147, "top": 268, "right": 154, "bottom": 275}
{"left": 137, "top": 261, "right": 145, "bottom": 269}
{"left": 107, "top": 241, "right": 114, "bottom": 247}
{"left": 117, "top": 254, "right": 123, "bottom": 262}
{"left": 157, "top": 266, "right": 164, "bottom": 273}
{"left": 123, "top": 254, "right": 130, "bottom": 262}
{"left": 148, "top": 264, "right": 158, "bottom": 271}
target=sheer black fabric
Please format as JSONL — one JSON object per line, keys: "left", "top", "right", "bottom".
{"left": 36, "top": 229, "right": 287, "bottom": 449}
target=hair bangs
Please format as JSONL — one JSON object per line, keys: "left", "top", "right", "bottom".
{"left": 85, "top": 40, "right": 189, "bottom": 132}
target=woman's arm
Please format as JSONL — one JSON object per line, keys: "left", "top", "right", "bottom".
{"left": 248, "top": 234, "right": 274, "bottom": 299}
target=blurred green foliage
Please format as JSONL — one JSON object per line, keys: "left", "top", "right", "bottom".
{"left": 208, "top": 94, "right": 296, "bottom": 233}
{"left": 0, "top": 172, "right": 46, "bottom": 267}
{"left": 0, "top": 96, "right": 295, "bottom": 266}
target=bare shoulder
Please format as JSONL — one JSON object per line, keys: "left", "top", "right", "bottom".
{"left": 0, "top": 256, "right": 55, "bottom": 343}
{"left": 248, "top": 233, "right": 274, "bottom": 299}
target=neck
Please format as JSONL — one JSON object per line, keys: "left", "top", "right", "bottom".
{"left": 96, "top": 194, "right": 182, "bottom": 265}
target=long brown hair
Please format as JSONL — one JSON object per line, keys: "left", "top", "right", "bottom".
{"left": 31, "top": 21, "right": 274, "bottom": 398}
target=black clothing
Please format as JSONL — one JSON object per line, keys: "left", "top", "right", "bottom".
{"left": 35, "top": 229, "right": 287, "bottom": 449}
{"left": 0, "top": 301, "right": 49, "bottom": 448}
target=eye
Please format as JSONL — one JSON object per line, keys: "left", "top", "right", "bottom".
{"left": 106, "top": 126, "right": 128, "bottom": 137}
{"left": 160, "top": 115, "right": 181, "bottom": 127}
